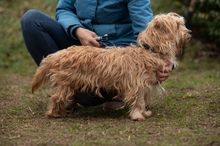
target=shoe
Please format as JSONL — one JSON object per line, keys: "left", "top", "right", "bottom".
{"left": 103, "top": 100, "right": 125, "bottom": 110}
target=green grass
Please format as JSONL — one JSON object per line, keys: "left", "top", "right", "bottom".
{"left": 0, "top": 1, "right": 220, "bottom": 146}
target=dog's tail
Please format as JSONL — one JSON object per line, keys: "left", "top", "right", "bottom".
{"left": 32, "top": 59, "right": 51, "bottom": 93}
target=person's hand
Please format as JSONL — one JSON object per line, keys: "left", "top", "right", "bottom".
{"left": 74, "top": 27, "right": 101, "bottom": 47}
{"left": 157, "top": 60, "right": 173, "bottom": 83}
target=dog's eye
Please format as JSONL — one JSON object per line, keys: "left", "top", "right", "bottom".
{"left": 177, "top": 22, "right": 185, "bottom": 29}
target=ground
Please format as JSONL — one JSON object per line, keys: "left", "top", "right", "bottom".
{"left": 0, "top": 0, "right": 220, "bottom": 145}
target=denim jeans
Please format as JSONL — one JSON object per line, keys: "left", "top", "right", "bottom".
{"left": 21, "top": 10, "right": 115, "bottom": 106}
{"left": 21, "top": 9, "right": 81, "bottom": 65}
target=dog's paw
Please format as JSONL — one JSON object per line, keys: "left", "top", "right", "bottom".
{"left": 143, "top": 110, "right": 152, "bottom": 117}
{"left": 47, "top": 114, "right": 62, "bottom": 118}
{"left": 129, "top": 112, "right": 145, "bottom": 121}
{"left": 46, "top": 110, "right": 67, "bottom": 118}
{"left": 130, "top": 115, "right": 145, "bottom": 121}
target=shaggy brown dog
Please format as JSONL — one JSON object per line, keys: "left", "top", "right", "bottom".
{"left": 32, "top": 12, "right": 191, "bottom": 121}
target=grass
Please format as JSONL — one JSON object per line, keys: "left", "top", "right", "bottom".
{"left": 0, "top": 0, "right": 220, "bottom": 146}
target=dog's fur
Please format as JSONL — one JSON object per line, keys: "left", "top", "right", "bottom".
{"left": 32, "top": 12, "right": 191, "bottom": 121}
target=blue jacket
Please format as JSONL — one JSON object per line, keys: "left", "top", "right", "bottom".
{"left": 56, "top": 0, "right": 153, "bottom": 46}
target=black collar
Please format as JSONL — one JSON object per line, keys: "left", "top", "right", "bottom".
{"left": 142, "top": 44, "right": 158, "bottom": 53}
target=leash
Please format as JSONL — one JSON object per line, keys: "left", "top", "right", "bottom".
{"left": 95, "top": 34, "right": 115, "bottom": 47}
{"left": 95, "top": 35, "right": 161, "bottom": 55}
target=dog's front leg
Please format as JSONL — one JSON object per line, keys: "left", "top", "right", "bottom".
{"left": 143, "top": 90, "right": 152, "bottom": 117}
{"left": 47, "top": 86, "right": 73, "bottom": 118}
{"left": 47, "top": 97, "right": 66, "bottom": 118}
{"left": 128, "top": 88, "right": 146, "bottom": 121}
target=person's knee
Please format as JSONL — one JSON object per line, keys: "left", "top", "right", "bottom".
{"left": 21, "top": 9, "right": 40, "bottom": 29}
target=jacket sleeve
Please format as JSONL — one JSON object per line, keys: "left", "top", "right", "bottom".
{"left": 127, "top": 0, "right": 153, "bottom": 37}
{"left": 56, "top": 0, "right": 82, "bottom": 39}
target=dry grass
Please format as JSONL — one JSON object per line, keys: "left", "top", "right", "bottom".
{"left": 1, "top": 55, "right": 220, "bottom": 145}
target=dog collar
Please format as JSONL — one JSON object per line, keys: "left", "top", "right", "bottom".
{"left": 142, "top": 43, "right": 168, "bottom": 55}
{"left": 142, "top": 44, "right": 158, "bottom": 53}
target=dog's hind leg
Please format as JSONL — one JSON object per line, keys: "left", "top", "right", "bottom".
{"left": 47, "top": 85, "right": 74, "bottom": 118}
{"left": 127, "top": 88, "right": 146, "bottom": 121}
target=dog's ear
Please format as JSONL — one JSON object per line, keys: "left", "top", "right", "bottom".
{"left": 167, "top": 12, "right": 181, "bottom": 18}
{"left": 138, "top": 14, "right": 174, "bottom": 47}
{"left": 153, "top": 19, "right": 166, "bottom": 32}
{"left": 152, "top": 17, "right": 173, "bottom": 38}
